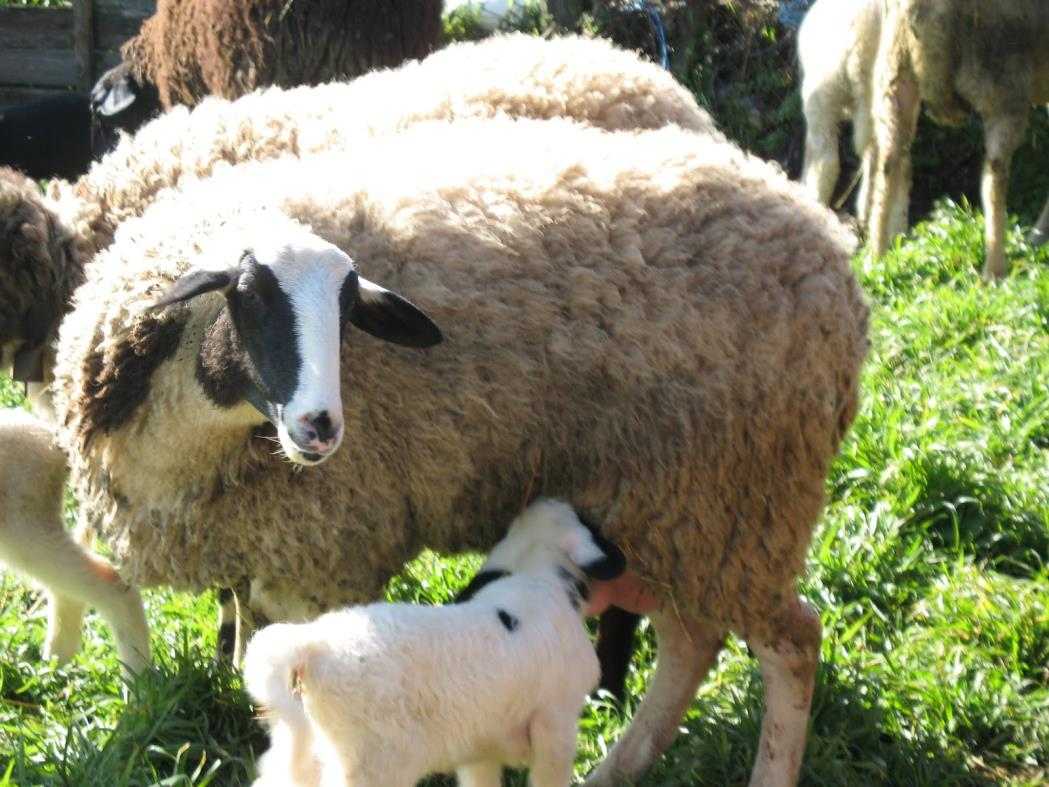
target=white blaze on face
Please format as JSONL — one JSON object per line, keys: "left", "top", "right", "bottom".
{"left": 253, "top": 226, "right": 352, "bottom": 464}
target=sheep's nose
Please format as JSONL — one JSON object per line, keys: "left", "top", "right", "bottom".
{"left": 299, "top": 410, "right": 342, "bottom": 451}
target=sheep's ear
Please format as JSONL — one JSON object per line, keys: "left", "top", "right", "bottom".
{"left": 350, "top": 278, "right": 443, "bottom": 348}
{"left": 153, "top": 268, "right": 238, "bottom": 309}
{"left": 570, "top": 529, "right": 627, "bottom": 581}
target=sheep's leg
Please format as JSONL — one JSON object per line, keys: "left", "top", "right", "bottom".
{"left": 456, "top": 760, "right": 502, "bottom": 787}
{"left": 981, "top": 114, "right": 1027, "bottom": 279}
{"left": 527, "top": 712, "right": 579, "bottom": 787}
{"left": 2, "top": 515, "right": 150, "bottom": 675}
{"left": 584, "top": 608, "right": 725, "bottom": 786}
{"left": 745, "top": 595, "right": 821, "bottom": 787}
{"left": 852, "top": 98, "right": 874, "bottom": 227}
{"left": 869, "top": 74, "right": 919, "bottom": 260}
{"left": 214, "top": 587, "right": 236, "bottom": 662}
{"left": 594, "top": 607, "right": 641, "bottom": 702}
{"left": 800, "top": 95, "right": 841, "bottom": 206}
{"left": 232, "top": 578, "right": 258, "bottom": 663}
{"left": 1028, "top": 193, "right": 1049, "bottom": 247}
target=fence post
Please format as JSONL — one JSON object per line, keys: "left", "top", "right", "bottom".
{"left": 73, "top": 0, "right": 94, "bottom": 91}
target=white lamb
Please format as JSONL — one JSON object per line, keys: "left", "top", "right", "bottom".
{"left": 0, "top": 409, "right": 149, "bottom": 675}
{"left": 798, "top": 0, "right": 908, "bottom": 236}
{"left": 243, "top": 498, "right": 625, "bottom": 787}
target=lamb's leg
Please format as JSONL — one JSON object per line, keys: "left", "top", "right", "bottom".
{"left": 2, "top": 515, "right": 150, "bottom": 675}
{"left": 527, "top": 712, "right": 580, "bottom": 787}
{"left": 1028, "top": 193, "right": 1049, "bottom": 247}
{"left": 594, "top": 607, "right": 641, "bottom": 702}
{"left": 869, "top": 74, "right": 920, "bottom": 260}
{"left": 584, "top": 608, "right": 726, "bottom": 786}
{"left": 744, "top": 595, "right": 822, "bottom": 787}
{"left": 981, "top": 114, "right": 1027, "bottom": 279}
{"left": 456, "top": 760, "right": 502, "bottom": 787}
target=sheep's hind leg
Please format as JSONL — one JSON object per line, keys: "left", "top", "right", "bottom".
{"left": 981, "top": 114, "right": 1027, "bottom": 279}
{"left": 456, "top": 760, "right": 502, "bottom": 787}
{"left": 744, "top": 595, "right": 821, "bottom": 787}
{"left": 584, "top": 608, "right": 726, "bottom": 786}
{"left": 1029, "top": 193, "right": 1049, "bottom": 247}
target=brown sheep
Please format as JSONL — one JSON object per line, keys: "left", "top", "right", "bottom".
{"left": 868, "top": 0, "right": 1049, "bottom": 278}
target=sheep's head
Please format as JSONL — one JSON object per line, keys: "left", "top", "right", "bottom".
{"left": 154, "top": 216, "right": 441, "bottom": 465}
{"left": 0, "top": 167, "right": 82, "bottom": 383}
{"left": 456, "top": 499, "right": 627, "bottom": 607}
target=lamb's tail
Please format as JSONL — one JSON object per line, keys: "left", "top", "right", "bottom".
{"left": 242, "top": 622, "right": 319, "bottom": 731}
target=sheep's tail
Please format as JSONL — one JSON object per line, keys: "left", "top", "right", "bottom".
{"left": 242, "top": 622, "right": 320, "bottom": 732}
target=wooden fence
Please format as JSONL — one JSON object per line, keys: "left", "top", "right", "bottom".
{"left": 0, "top": 0, "right": 155, "bottom": 106}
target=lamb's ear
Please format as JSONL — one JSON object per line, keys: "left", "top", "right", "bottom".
{"left": 153, "top": 268, "right": 238, "bottom": 309}
{"left": 570, "top": 529, "right": 627, "bottom": 581}
{"left": 93, "top": 76, "right": 136, "bottom": 115}
{"left": 350, "top": 278, "right": 443, "bottom": 348}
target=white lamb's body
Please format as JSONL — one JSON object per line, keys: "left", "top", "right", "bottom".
{"left": 0, "top": 409, "right": 148, "bottom": 675}
{"left": 797, "top": 0, "right": 907, "bottom": 234}
{"left": 244, "top": 499, "right": 611, "bottom": 787}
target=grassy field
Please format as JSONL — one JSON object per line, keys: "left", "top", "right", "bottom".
{"left": 2, "top": 199, "right": 1047, "bottom": 786}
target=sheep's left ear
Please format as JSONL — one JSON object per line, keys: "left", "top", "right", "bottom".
{"left": 571, "top": 529, "right": 627, "bottom": 581}
{"left": 350, "top": 278, "right": 443, "bottom": 348}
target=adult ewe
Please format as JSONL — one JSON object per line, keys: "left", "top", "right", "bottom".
{"left": 246, "top": 498, "right": 625, "bottom": 787}
{"left": 868, "top": 0, "right": 1049, "bottom": 278}
{"left": 90, "top": 0, "right": 443, "bottom": 148}
{"left": 1, "top": 32, "right": 719, "bottom": 400}
{"left": 798, "top": 0, "right": 910, "bottom": 234}
{"left": 51, "top": 116, "right": 868, "bottom": 787}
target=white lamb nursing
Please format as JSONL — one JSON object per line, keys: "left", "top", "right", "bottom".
{"left": 243, "top": 498, "right": 626, "bottom": 787}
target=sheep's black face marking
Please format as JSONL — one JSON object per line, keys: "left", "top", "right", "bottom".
{"left": 454, "top": 570, "right": 510, "bottom": 603}
{"left": 192, "top": 253, "right": 301, "bottom": 422}
{"left": 497, "top": 609, "right": 519, "bottom": 632}
{"left": 226, "top": 253, "right": 301, "bottom": 418}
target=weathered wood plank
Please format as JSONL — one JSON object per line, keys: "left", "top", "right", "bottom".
{"left": 0, "top": 26, "right": 72, "bottom": 52}
{"left": 0, "top": 6, "right": 72, "bottom": 38}
{"left": 74, "top": 0, "right": 94, "bottom": 90}
{"left": 0, "top": 50, "right": 79, "bottom": 89}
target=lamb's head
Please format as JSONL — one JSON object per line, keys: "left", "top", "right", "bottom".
{"left": 457, "top": 499, "right": 627, "bottom": 608}
{"left": 0, "top": 167, "right": 82, "bottom": 385}
{"left": 154, "top": 214, "right": 441, "bottom": 465}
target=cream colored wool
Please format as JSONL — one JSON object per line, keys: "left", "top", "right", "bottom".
{"left": 48, "top": 32, "right": 720, "bottom": 263}
{"left": 52, "top": 116, "right": 867, "bottom": 786}
{"left": 53, "top": 114, "right": 866, "bottom": 645}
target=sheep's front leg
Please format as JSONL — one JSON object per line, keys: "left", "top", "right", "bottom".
{"left": 800, "top": 91, "right": 842, "bottom": 206}
{"left": 981, "top": 114, "right": 1027, "bottom": 279}
{"left": 456, "top": 760, "right": 502, "bottom": 787}
{"left": 745, "top": 595, "right": 821, "bottom": 787}
{"left": 584, "top": 608, "right": 726, "bottom": 786}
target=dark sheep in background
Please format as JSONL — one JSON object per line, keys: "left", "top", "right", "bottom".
{"left": 0, "top": 94, "right": 93, "bottom": 182}
{"left": 92, "top": 0, "right": 443, "bottom": 147}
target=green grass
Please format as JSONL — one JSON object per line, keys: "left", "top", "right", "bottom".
{"left": 2, "top": 201, "right": 1047, "bottom": 786}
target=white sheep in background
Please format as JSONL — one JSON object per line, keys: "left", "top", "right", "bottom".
{"left": 868, "top": 0, "right": 1049, "bottom": 278}
{"left": 49, "top": 115, "right": 868, "bottom": 787}
{"left": 798, "top": 0, "right": 911, "bottom": 237}
{"left": 245, "top": 498, "right": 625, "bottom": 787}
{"left": 0, "top": 409, "right": 148, "bottom": 675}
